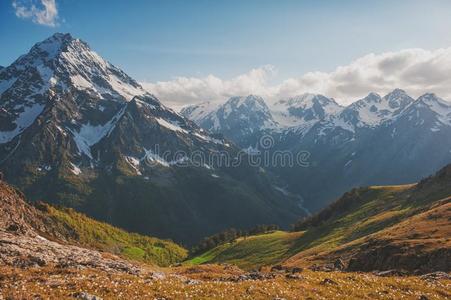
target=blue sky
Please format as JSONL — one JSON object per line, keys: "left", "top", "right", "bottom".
{"left": 2, "top": 0, "right": 451, "bottom": 107}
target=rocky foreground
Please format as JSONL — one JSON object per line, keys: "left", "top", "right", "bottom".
{"left": 0, "top": 264, "right": 450, "bottom": 299}
{"left": 0, "top": 173, "right": 450, "bottom": 299}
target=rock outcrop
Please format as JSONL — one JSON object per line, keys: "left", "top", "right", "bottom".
{"left": 0, "top": 181, "right": 144, "bottom": 274}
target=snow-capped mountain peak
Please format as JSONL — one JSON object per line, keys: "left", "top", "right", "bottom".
{"left": 416, "top": 93, "right": 448, "bottom": 106}
{"left": 30, "top": 32, "right": 75, "bottom": 59}
{"left": 383, "top": 89, "right": 414, "bottom": 110}
{"left": 224, "top": 95, "right": 267, "bottom": 113}
{"left": 340, "top": 90, "right": 414, "bottom": 128}
{"left": 179, "top": 101, "right": 219, "bottom": 123}
{"left": 409, "top": 93, "right": 451, "bottom": 126}
{"left": 0, "top": 33, "right": 153, "bottom": 145}
{"left": 181, "top": 94, "right": 277, "bottom": 146}
{"left": 3, "top": 33, "right": 147, "bottom": 103}
{"left": 272, "top": 93, "right": 342, "bottom": 127}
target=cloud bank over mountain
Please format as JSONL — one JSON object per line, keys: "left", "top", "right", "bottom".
{"left": 142, "top": 47, "right": 451, "bottom": 109}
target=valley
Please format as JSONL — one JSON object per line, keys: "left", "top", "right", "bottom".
{"left": 0, "top": 164, "right": 449, "bottom": 299}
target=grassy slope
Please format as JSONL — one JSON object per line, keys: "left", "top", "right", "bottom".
{"left": 186, "top": 231, "right": 303, "bottom": 269}
{"left": 42, "top": 204, "right": 188, "bottom": 267}
{"left": 188, "top": 170, "right": 451, "bottom": 270}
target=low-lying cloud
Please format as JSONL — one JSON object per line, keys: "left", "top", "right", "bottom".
{"left": 12, "top": 0, "right": 58, "bottom": 27}
{"left": 141, "top": 47, "right": 451, "bottom": 109}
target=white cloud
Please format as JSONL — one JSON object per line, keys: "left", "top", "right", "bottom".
{"left": 141, "top": 47, "right": 451, "bottom": 109}
{"left": 12, "top": 0, "right": 58, "bottom": 27}
{"left": 142, "top": 65, "right": 276, "bottom": 110}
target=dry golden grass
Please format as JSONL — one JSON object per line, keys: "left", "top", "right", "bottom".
{"left": 0, "top": 265, "right": 449, "bottom": 300}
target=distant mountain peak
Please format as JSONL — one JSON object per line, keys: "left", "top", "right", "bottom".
{"left": 389, "top": 88, "right": 407, "bottom": 95}
{"left": 272, "top": 93, "right": 342, "bottom": 128}
{"left": 413, "top": 93, "right": 451, "bottom": 122}
{"left": 227, "top": 95, "right": 266, "bottom": 109}
{"left": 279, "top": 93, "right": 337, "bottom": 107}
{"left": 383, "top": 89, "right": 414, "bottom": 110}
{"left": 417, "top": 92, "right": 442, "bottom": 104}
{"left": 362, "top": 92, "right": 382, "bottom": 103}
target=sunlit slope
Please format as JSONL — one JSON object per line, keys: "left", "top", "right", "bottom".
{"left": 187, "top": 231, "right": 302, "bottom": 269}
{"left": 189, "top": 164, "right": 451, "bottom": 272}
{"left": 38, "top": 203, "right": 188, "bottom": 266}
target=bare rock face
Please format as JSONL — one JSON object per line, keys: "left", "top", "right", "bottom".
{"left": 346, "top": 239, "right": 451, "bottom": 274}
{"left": 0, "top": 181, "right": 43, "bottom": 234}
{"left": 0, "top": 231, "right": 142, "bottom": 274}
{"left": 0, "top": 181, "right": 144, "bottom": 274}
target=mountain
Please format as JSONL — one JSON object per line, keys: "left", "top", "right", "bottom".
{"left": 181, "top": 95, "right": 277, "bottom": 147}
{"left": 339, "top": 89, "right": 414, "bottom": 128}
{"left": 0, "top": 178, "right": 186, "bottom": 269}
{"left": 189, "top": 163, "right": 451, "bottom": 273}
{"left": 183, "top": 89, "right": 451, "bottom": 211}
{"left": 272, "top": 93, "right": 342, "bottom": 128}
{"left": 180, "top": 101, "right": 219, "bottom": 124}
{"left": 0, "top": 33, "right": 305, "bottom": 245}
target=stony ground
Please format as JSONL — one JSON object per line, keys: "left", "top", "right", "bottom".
{"left": 0, "top": 264, "right": 449, "bottom": 300}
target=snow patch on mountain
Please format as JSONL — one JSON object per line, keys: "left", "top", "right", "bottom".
{"left": 125, "top": 156, "right": 142, "bottom": 175}
{"left": 69, "top": 104, "right": 127, "bottom": 158}
{"left": 416, "top": 93, "right": 451, "bottom": 126}
{"left": 180, "top": 101, "right": 219, "bottom": 123}
{"left": 0, "top": 103, "right": 45, "bottom": 144}
{"left": 0, "top": 78, "right": 17, "bottom": 97}
{"left": 70, "top": 162, "right": 82, "bottom": 175}
{"left": 155, "top": 118, "right": 188, "bottom": 134}
{"left": 272, "top": 93, "right": 342, "bottom": 128}
{"left": 341, "top": 90, "right": 414, "bottom": 128}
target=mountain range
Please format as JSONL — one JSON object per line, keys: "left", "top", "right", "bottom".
{"left": 0, "top": 34, "right": 449, "bottom": 297}
{"left": 1, "top": 32, "right": 450, "bottom": 245}
{"left": 182, "top": 90, "right": 451, "bottom": 211}
{"left": 0, "top": 33, "right": 305, "bottom": 245}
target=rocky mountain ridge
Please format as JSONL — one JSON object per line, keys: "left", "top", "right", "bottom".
{"left": 0, "top": 33, "right": 305, "bottom": 245}
{"left": 182, "top": 90, "right": 451, "bottom": 211}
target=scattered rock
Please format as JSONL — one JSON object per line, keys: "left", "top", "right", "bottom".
{"left": 374, "top": 270, "right": 408, "bottom": 277}
{"left": 73, "top": 291, "right": 103, "bottom": 300}
{"left": 271, "top": 265, "right": 303, "bottom": 274}
{"left": 285, "top": 274, "right": 303, "bottom": 280}
{"left": 223, "top": 272, "right": 277, "bottom": 282}
{"left": 271, "top": 265, "right": 284, "bottom": 272}
{"left": 184, "top": 279, "right": 200, "bottom": 285}
{"left": 309, "top": 263, "right": 336, "bottom": 272}
{"left": 320, "top": 278, "right": 337, "bottom": 285}
{"left": 420, "top": 272, "right": 451, "bottom": 281}
{"left": 148, "top": 272, "right": 166, "bottom": 280}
